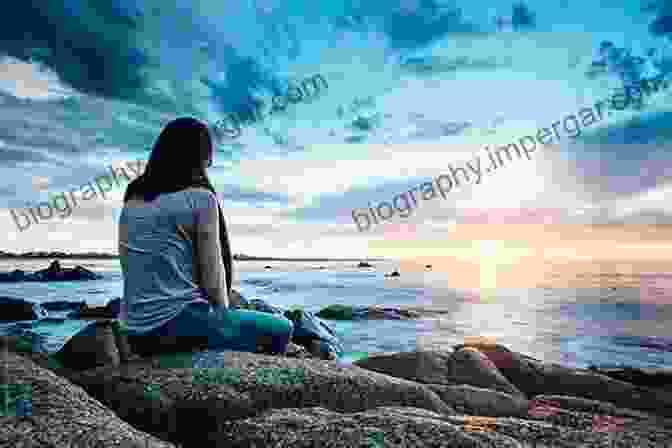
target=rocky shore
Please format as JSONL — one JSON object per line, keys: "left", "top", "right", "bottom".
{"left": 3, "top": 330, "right": 672, "bottom": 447}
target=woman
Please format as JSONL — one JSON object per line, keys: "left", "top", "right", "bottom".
{"left": 118, "top": 117, "right": 293, "bottom": 357}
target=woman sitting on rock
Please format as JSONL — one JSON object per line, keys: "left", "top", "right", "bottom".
{"left": 118, "top": 117, "right": 293, "bottom": 357}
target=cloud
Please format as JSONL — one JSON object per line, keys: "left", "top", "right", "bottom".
{"left": 0, "top": 0, "right": 149, "bottom": 102}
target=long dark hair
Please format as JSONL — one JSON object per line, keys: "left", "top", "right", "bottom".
{"left": 123, "top": 117, "right": 233, "bottom": 296}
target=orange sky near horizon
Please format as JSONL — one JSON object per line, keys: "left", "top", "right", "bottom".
{"left": 367, "top": 223, "right": 672, "bottom": 290}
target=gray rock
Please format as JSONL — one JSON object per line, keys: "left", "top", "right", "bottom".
{"left": 0, "top": 296, "right": 47, "bottom": 321}
{"left": 52, "top": 320, "right": 120, "bottom": 371}
{"left": 353, "top": 348, "right": 524, "bottom": 397}
{"left": 0, "top": 351, "right": 175, "bottom": 447}
{"left": 428, "top": 384, "right": 529, "bottom": 417}
{"left": 353, "top": 350, "right": 454, "bottom": 384}
{"left": 60, "top": 350, "right": 453, "bottom": 445}
{"left": 214, "top": 406, "right": 520, "bottom": 448}
{"left": 447, "top": 347, "right": 524, "bottom": 397}
{"left": 458, "top": 342, "right": 672, "bottom": 418}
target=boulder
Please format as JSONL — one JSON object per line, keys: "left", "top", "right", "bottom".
{"left": 215, "top": 406, "right": 519, "bottom": 447}
{"left": 205, "top": 404, "right": 672, "bottom": 447}
{"left": 367, "top": 305, "right": 422, "bottom": 320}
{"left": 51, "top": 320, "right": 120, "bottom": 371}
{"left": 458, "top": 342, "right": 672, "bottom": 418}
{"left": 0, "top": 265, "right": 102, "bottom": 283}
{"left": 0, "top": 296, "right": 47, "bottom": 321}
{"left": 60, "top": 349, "right": 453, "bottom": 446}
{"left": 354, "top": 350, "right": 454, "bottom": 384}
{"left": 446, "top": 347, "right": 524, "bottom": 397}
{"left": 587, "top": 366, "right": 672, "bottom": 391}
{"left": 428, "top": 384, "right": 529, "bottom": 417}
{"left": 317, "top": 304, "right": 422, "bottom": 320}
{"left": 316, "top": 304, "right": 356, "bottom": 320}
{"left": 353, "top": 348, "right": 524, "bottom": 397}
{"left": 0, "top": 269, "right": 26, "bottom": 282}
{"left": 0, "top": 350, "right": 176, "bottom": 447}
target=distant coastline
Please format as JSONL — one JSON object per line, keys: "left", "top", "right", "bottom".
{"left": 0, "top": 251, "right": 387, "bottom": 263}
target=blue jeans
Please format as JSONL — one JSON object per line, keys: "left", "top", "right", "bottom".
{"left": 128, "top": 301, "right": 294, "bottom": 356}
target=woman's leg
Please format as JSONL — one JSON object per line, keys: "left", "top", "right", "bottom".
{"left": 135, "top": 302, "right": 294, "bottom": 355}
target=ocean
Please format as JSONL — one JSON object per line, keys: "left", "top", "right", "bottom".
{"left": 1, "top": 258, "right": 671, "bottom": 369}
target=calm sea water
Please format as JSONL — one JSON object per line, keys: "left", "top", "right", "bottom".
{"left": 1, "top": 259, "right": 671, "bottom": 369}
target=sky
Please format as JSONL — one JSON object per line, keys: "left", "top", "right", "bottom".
{"left": 1, "top": 0, "right": 672, "bottom": 270}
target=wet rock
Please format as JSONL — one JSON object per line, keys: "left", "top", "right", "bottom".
{"left": 0, "top": 351, "right": 175, "bottom": 447}
{"left": 0, "top": 296, "right": 47, "bottom": 321}
{"left": 366, "top": 306, "right": 421, "bottom": 320}
{"left": 357, "top": 261, "right": 373, "bottom": 268}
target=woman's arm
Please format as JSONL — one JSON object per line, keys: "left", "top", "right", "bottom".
{"left": 194, "top": 192, "right": 229, "bottom": 309}
{"left": 118, "top": 213, "right": 129, "bottom": 274}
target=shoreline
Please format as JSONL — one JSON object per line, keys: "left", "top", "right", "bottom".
{"left": 0, "top": 254, "right": 389, "bottom": 262}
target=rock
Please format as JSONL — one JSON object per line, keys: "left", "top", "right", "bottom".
{"left": 354, "top": 350, "right": 455, "bottom": 384}
{"left": 425, "top": 264, "right": 432, "bottom": 269}
{"left": 447, "top": 347, "right": 524, "bottom": 397}
{"left": 587, "top": 366, "right": 672, "bottom": 391}
{"left": 212, "top": 403, "right": 672, "bottom": 447}
{"left": 284, "top": 342, "right": 313, "bottom": 359}
{"left": 41, "top": 300, "right": 86, "bottom": 312}
{"left": 357, "top": 261, "right": 373, "bottom": 268}
{"left": 0, "top": 269, "right": 26, "bottom": 282}
{"left": 354, "top": 349, "right": 523, "bottom": 397}
{"left": 51, "top": 320, "right": 120, "bottom": 371}
{"left": 0, "top": 296, "right": 47, "bottom": 321}
{"left": 60, "top": 349, "right": 452, "bottom": 445}
{"left": 367, "top": 306, "right": 421, "bottom": 320}
{"left": 385, "top": 270, "right": 400, "bottom": 277}
{"left": 316, "top": 304, "right": 422, "bottom": 321}
{"left": 354, "top": 348, "right": 523, "bottom": 398}
{"left": 264, "top": 265, "right": 272, "bottom": 269}
{"left": 316, "top": 304, "right": 355, "bottom": 320}
{"left": 428, "top": 384, "right": 529, "bottom": 417}
{"left": 0, "top": 264, "right": 102, "bottom": 283}
{"left": 458, "top": 342, "right": 672, "bottom": 418}
{"left": 214, "top": 406, "right": 517, "bottom": 447}
{"left": 0, "top": 351, "right": 176, "bottom": 447}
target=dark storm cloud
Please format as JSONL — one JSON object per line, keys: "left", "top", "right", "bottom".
{"left": 0, "top": 0, "right": 150, "bottom": 102}
{"left": 201, "top": 46, "right": 285, "bottom": 123}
